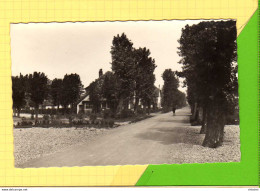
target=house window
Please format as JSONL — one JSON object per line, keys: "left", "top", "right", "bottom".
{"left": 102, "top": 102, "right": 106, "bottom": 108}
{"left": 85, "top": 102, "right": 92, "bottom": 109}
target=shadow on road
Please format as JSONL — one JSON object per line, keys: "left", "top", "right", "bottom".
{"left": 157, "top": 118, "right": 189, "bottom": 123}
{"left": 135, "top": 126, "right": 204, "bottom": 146}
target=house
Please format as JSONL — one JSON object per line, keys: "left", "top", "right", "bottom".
{"left": 77, "top": 69, "right": 109, "bottom": 114}
{"left": 76, "top": 94, "right": 109, "bottom": 114}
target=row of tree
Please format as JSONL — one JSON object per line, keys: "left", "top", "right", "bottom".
{"left": 12, "top": 72, "right": 83, "bottom": 121}
{"left": 178, "top": 20, "right": 238, "bottom": 148}
{"left": 161, "top": 69, "right": 186, "bottom": 112}
{"left": 13, "top": 33, "right": 188, "bottom": 121}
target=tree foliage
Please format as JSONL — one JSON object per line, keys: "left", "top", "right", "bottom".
{"left": 102, "top": 71, "right": 120, "bottom": 113}
{"left": 27, "top": 72, "right": 48, "bottom": 120}
{"left": 110, "top": 33, "right": 157, "bottom": 114}
{"left": 178, "top": 20, "right": 237, "bottom": 148}
{"left": 50, "top": 78, "right": 63, "bottom": 108}
{"left": 134, "top": 47, "right": 157, "bottom": 112}
{"left": 61, "top": 73, "right": 83, "bottom": 112}
{"left": 111, "top": 33, "right": 135, "bottom": 106}
{"left": 12, "top": 74, "right": 26, "bottom": 116}
{"left": 161, "top": 69, "right": 179, "bottom": 112}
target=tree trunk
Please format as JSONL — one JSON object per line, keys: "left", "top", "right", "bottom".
{"left": 35, "top": 105, "right": 39, "bottom": 123}
{"left": 116, "top": 98, "right": 124, "bottom": 114}
{"left": 17, "top": 108, "right": 21, "bottom": 117}
{"left": 192, "top": 102, "right": 198, "bottom": 121}
{"left": 71, "top": 103, "right": 74, "bottom": 114}
{"left": 200, "top": 106, "right": 207, "bottom": 134}
{"left": 31, "top": 110, "right": 34, "bottom": 119}
{"left": 123, "top": 99, "right": 129, "bottom": 110}
{"left": 202, "top": 101, "right": 225, "bottom": 148}
{"left": 134, "top": 97, "right": 139, "bottom": 113}
{"left": 143, "top": 103, "right": 147, "bottom": 114}
{"left": 147, "top": 102, "right": 151, "bottom": 115}
{"left": 191, "top": 103, "right": 195, "bottom": 115}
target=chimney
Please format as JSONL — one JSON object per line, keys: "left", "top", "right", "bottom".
{"left": 99, "top": 69, "right": 103, "bottom": 77}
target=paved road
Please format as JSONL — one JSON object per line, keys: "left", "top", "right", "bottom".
{"left": 19, "top": 107, "right": 191, "bottom": 168}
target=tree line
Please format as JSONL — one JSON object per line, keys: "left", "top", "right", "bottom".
{"left": 161, "top": 69, "right": 187, "bottom": 112}
{"left": 12, "top": 72, "right": 83, "bottom": 122}
{"left": 178, "top": 20, "right": 238, "bottom": 148}
{"left": 13, "top": 32, "right": 187, "bottom": 122}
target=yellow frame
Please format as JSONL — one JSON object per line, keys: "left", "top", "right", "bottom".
{"left": 0, "top": 0, "right": 257, "bottom": 186}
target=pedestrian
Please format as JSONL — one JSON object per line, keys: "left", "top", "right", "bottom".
{"left": 172, "top": 106, "right": 176, "bottom": 116}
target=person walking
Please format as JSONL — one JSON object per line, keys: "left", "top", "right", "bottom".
{"left": 172, "top": 106, "right": 176, "bottom": 116}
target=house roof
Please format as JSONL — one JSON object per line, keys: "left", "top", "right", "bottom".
{"left": 76, "top": 93, "right": 89, "bottom": 105}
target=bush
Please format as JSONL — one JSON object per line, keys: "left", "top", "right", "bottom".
{"left": 117, "top": 109, "right": 135, "bottom": 119}
{"left": 108, "top": 119, "right": 114, "bottom": 127}
{"left": 136, "top": 108, "right": 145, "bottom": 115}
{"left": 18, "top": 119, "right": 33, "bottom": 126}
{"left": 42, "top": 114, "right": 50, "bottom": 125}
{"left": 99, "top": 119, "right": 114, "bottom": 128}
{"left": 67, "top": 114, "right": 76, "bottom": 125}
{"left": 51, "top": 119, "right": 62, "bottom": 126}
{"left": 72, "top": 119, "right": 85, "bottom": 125}
{"left": 16, "top": 117, "right": 33, "bottom": 126}
{"left": 85, "top": 120, "right": 90, "bottom": 125}
{"left": 89, "top": 113, "right": 97, "bottom": 122}
{"left": 77, "top": 113, "right": 86, "bottom": 120}
{"left": 43, "top": 114, "right": 49, "bottom": 121}
{"left": 102, "top": 109, "right": 115, "bottom": 119}
{"left": 162, "top": 107, "right": 171, "bottom": 113}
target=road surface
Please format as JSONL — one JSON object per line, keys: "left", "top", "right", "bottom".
{"left": 18, "top": 107, "right": 192, "bottom": 168}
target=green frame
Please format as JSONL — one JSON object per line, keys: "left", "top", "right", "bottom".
{"left": 136, "top": 10, "right": 259, "bottom": 186}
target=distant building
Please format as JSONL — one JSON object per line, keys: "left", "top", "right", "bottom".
{"left": 76, "top": 93, "right": 109, "bottom": 114}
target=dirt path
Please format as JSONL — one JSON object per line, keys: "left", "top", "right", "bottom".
{"left": 18, "top": 107, "right": 240, "bottom": 168}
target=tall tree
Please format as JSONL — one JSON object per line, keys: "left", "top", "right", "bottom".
{"left": 50, "top": 78, "right": 63, "bottom": 111}
{"left": 110, "top": 33, "right": 135, "bottom": 113}
{"left": 178, "top": 21, "right": 237, "bottom": 148}
{"left": 88, "top": 79, "right": 102, "bottom": 113}
{"left": 161, "top": 69, "right": 179, "bottom": 112}
{"left": 102, "top": 71, "right": 119, "bottom": 113}
{"left": 27, "top": 72, "right": 48, "bottom": 121}
{"left": 12, "top": 74, "right": 26, "bottom": 117}
{"left": 61, "top": 73, "right": 83, "bottom": 113}
{"left": 134, "top": 47, "right": 156, "bottom": 114}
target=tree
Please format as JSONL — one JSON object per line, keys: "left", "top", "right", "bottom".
{"left": 88, "top": 79, "right": 102, "bottom": 113}
{"left": 50, "top": 78, "right": 63, "bottom": 111}
{"left": 88, "top": 71, "right": 119, "bottom": 114}
{"left": 161, "top": 69, "right": 179, "bottom": 112}
{"left": 27, "top": 72, "right": 48, "bottom": 121}
{"left": 61, "top": 74, "right": 83, "bottom": 113}
{"left": 174, "top": 90, "right": 187, "bottom": 109}
{"left": 133, "top": 47, "right": 157, "bottom": 114}
{"left": 178, "top": 21, "right": 237, "bottom": 148}
{"left": 102, "top": 71, "right": 119, "bottom": 113}
{"left": 12, "top": 74, "right": 26, "bottom": 117}
{"left": 110, "top": 33, "right": 135, "bottom": 113}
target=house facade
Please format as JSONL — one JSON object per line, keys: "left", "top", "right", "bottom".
{"left": 76, "top": 94, "right": 109, "bottom": 114}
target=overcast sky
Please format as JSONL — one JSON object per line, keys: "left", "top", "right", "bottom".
{"left": 11, "top": 20, "right": 202, "bottom": 93}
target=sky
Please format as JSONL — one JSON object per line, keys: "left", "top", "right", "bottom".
{"left": 11, "top": 20, "right": 202, "bottom": 93}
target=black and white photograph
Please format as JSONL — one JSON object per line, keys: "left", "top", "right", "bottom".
{"left": 11, "top": 20, "right": 240, "bottom": 168}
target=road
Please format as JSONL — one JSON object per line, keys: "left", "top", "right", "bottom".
{"left": 19, "top": 107, "right": 192, "bottom": 168}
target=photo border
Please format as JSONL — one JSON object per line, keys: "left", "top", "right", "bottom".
{"left": 0, "top": 0, "right": 258, "bottom": 186}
